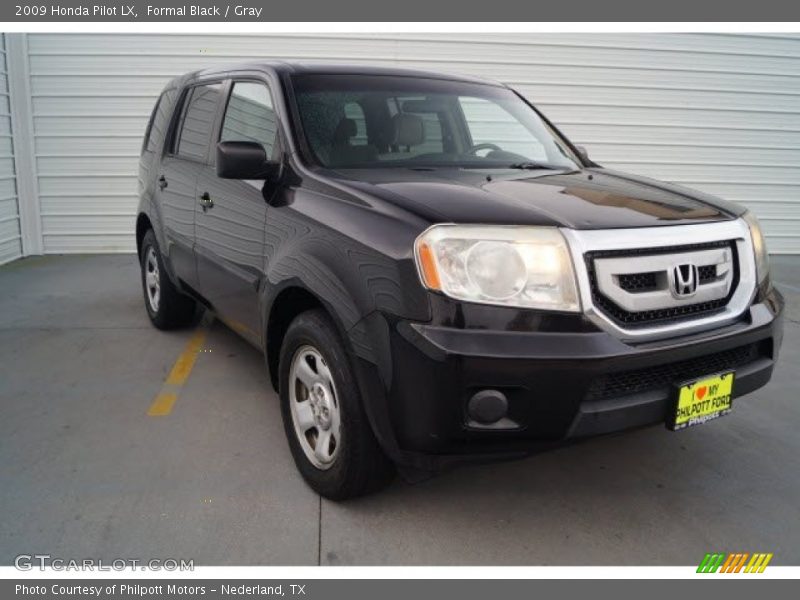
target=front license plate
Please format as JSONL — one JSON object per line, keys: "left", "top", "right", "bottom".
{"left": 668, "top": 371, "right": 735, "bottom": 431}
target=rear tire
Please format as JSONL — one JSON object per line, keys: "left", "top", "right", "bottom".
{"left": 279, "top": 309, "right": 394, "bottom": 500}
{"left": 139, "top": 229, "right": 197, "bottom": 330}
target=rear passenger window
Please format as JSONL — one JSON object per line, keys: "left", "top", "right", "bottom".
{"left": 142, "top": 94, "right": 163, "bottom": 153}
{"left": 176, "top": 83, "right": 223, "bottom": 161}
{"left": 220, "top": 82, "right": 278, "bottom": 158}
{"left": 145, "top": 88, "right": 178, "bottom": 153}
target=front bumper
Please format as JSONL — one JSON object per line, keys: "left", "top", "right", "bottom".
{"left": 353, "top": 288, "right": 784, "bottom": 471}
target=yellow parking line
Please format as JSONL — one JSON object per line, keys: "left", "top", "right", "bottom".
{"left": 147, "top": 392, "right": 178, "bottom": 417}
{"left": 165, "top": 327, "right": 209, "bottom": 385}
{"left": 147, "top": 318, "right": 211, "bottom": 417}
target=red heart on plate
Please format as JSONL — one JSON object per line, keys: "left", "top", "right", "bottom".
{"left": 696, "top": 386, "right": 707, "bottom": 400}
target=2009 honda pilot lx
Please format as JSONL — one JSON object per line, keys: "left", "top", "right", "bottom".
{"left": 136, "top": 62, "right": 783, "bottom": 499}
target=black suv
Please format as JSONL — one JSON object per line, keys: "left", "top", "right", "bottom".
{"left": 137, "top": 62, "right": 783, "bottom": 499}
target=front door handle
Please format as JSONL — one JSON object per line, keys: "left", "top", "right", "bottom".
{"left": 199, "top": 192, "right": 214, "bottom": 210}
{"left": 158, "top": 175, "right": 168, "bottom": 190}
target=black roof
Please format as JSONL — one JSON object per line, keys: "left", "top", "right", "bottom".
{"left": 184, "top": 61, "right": 503, "bottom": 87}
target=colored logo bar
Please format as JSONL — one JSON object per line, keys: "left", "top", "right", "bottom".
{"left": 697, "top": 552, "right": 773, "bottom": 573}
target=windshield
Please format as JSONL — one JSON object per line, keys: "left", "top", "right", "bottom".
{"left": 290, "top": 73, "right": 581, "bottom": 170}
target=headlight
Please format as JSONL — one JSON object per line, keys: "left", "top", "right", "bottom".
{"left": 414, "top": 225, "right": 580, "bottom": 311}
{"left": 743, "top": 211, "right": 770, "bottom": 284}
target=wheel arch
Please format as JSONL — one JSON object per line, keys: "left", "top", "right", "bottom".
{"left": 135, "top": 212, "right": 153, "bottom": 258}
{"left": 265, "top": 285, "right": 324, "bottom": 391}
{"left": 264, "top": 282, "right": 367, "bottom": 394}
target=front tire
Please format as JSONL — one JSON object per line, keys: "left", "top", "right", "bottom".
{"left": 139, "top": 229, "right": 197, "bottom": 330}
{"left": 279, "top": 309, "right": 394, "bottom": 499}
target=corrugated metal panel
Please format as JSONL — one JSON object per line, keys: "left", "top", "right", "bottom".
{"left": 0, "top": 34, "right": 22, "bottom": 264}
{"left": 25, "top": 33, "right": 800, "bottom": 253}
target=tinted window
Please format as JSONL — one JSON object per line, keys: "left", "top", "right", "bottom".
{"left": 176, "top": 83, "right": 222, "bottom": 161}
{"left": 220, "top": 82, "right": 277, "bottom": 157}
{"left": 142, "top": 94, "right": 162, "bottom": 153}
{"left": 145, "top": 88, "right": 178, "bottom": 153}
{"left": 291, "top": 74, "right": 580, "bottom": 170}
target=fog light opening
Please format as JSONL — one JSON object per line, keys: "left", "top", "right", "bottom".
{"left": 467, "top": 389, "right": 517, "bottom": 429}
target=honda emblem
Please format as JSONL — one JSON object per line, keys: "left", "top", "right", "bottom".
{"left": 671, "top": 263, "right": 698, "bottom": 298}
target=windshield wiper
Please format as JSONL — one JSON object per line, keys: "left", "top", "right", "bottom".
{"left": 508, "top": 162, "right": 560, "bottom": 170}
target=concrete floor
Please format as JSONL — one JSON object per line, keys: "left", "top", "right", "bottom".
{"left": 1, "top": 254, "right": 799, "bottom": 566}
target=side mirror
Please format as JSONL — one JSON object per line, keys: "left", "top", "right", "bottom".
{"left": 216, "top": 141, "right": 277, "bottom": 179}
{"left": 575, "top": 145, "right": 590, "bottom": 161}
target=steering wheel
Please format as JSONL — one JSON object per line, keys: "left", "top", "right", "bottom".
{"left": 467, "top": 143, "right": 503, "bottom": 156}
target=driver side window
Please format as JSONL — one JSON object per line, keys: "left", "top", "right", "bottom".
{"left": 220, "top": 81, "right": 278, "bottom": 158}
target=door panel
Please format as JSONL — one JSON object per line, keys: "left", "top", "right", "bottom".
{"left": 158, "top": 82, "right": 224, "bottom": 292}
{"left": 158, "top": 157, "right": 203, "bottom": 289}
{"left": 195, "top": 175, "right": 268, "bottom": 344}
{"left": 196, "top": 81, "right": 278, "bottom": 345}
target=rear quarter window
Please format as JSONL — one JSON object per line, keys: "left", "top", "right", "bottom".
{"left": 142, "top": 88, "right": 178, "bottom": 154}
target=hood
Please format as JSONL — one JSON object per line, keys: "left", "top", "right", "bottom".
{"left": 326, "top": 167, "right": 743, "bottom": 229}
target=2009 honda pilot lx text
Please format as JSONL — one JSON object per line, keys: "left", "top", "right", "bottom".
{"left": 136, "top": 63, "right": 784, "bottom": 499}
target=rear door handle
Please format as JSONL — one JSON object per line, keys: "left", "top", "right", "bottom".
{"left": 158, "top": 175, "right": 168, "bottom": 190}
{"left": 199, "top": 191, "right": 214, "bottom": 210}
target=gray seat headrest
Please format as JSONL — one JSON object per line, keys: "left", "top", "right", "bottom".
{"left": 391, "top": 113, "right": 425, "bottom": 147}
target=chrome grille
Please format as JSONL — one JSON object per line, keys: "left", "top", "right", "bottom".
{"left": 560, "top": 220, "right": 758, "bottom": 342}
{"left": 585, "top": 240, "right": 739, "bottom": 328}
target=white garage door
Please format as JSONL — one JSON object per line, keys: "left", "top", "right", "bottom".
{"left": 19, "top": 32, "right": 800, "bottom": 254}
{"left": 0, "top": 34, "right": 22, "bottom": 265}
